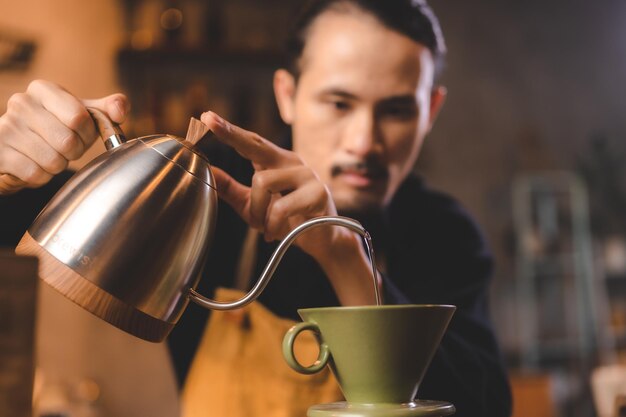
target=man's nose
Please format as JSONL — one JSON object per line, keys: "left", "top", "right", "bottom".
{"left": 343, "top": 111, "right": 381, "bottom": 156}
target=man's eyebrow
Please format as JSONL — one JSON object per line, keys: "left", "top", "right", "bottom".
{"left": 317, "top": 88, "right": 358, "bottom": 99}
{"left": 379, "top": 95, "right": 417, "bottom": 105}
{"left": 317, "top": 89, "right": 417, "bottom": 105}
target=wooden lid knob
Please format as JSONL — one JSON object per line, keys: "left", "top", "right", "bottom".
{"left": 184, "top": 117, "right": 212, "bottom": 146}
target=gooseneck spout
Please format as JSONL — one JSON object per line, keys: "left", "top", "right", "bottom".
{"left": 188, "top": 216, "right": 382, "bottom": 310}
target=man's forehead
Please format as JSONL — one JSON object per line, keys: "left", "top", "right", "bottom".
{"left": 298, "top": 8, "right": 432, "bottom": 74}
{"left": 296, "top": 12, "right": 434, "bottom": 93}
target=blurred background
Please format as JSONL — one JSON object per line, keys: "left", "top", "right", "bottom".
{"left": 0, "top": 0, "right": 625, "bottom": 416}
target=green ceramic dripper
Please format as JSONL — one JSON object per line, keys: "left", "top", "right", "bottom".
{"left": 283, "top": 304, "right": 456, "bottom": 417}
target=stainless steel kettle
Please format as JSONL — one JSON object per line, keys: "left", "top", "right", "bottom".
{"left": 16, "top": 109, "right": 378, "bottom": 342}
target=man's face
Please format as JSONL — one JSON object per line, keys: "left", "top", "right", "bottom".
{"left": 275, "top": 9, "right": 444, "bottom": 214}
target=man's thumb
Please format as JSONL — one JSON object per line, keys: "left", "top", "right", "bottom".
{"left": 211, "top": 166, "right": 252, "bottom": 225}
{"left": 82, "top": 93, "right": 130, "bottom": 124}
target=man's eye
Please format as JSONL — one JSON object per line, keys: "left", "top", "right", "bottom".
{"left": 331, "top": 100, "right": 350, "bottom": 111}
{"left": 383, "top": 105, "right": 416, "bottom": 118}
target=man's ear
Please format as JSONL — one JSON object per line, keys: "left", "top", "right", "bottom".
{"left": 427, "top": 85, "right": 447, "bottom": 129}
{"left": 273, "top": 69, "right": 297, "bottom": 124}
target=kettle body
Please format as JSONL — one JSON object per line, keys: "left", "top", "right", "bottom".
{"left": 18, "top": 132, "right": 218, "bottom": 341}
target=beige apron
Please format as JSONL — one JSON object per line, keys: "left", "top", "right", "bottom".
{"left": 181, "top": 229, "right": 343, "bottom": 417}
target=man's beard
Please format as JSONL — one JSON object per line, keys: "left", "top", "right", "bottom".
{"left": 334, "top": 192, "right": 385, "bottom": 219}
{"left": 330, "top": 158, "right": 389, "bottom": 184}
{"left": 330, "top": 157, "right": 389, "bottom": 217}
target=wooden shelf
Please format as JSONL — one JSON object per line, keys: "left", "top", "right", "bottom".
{"left": 117, "top": 46, "right": 283, "bottom": 69}
{"left": 115, "top": 45, "right": 285, "bottom": 140}
{"left": 114, "top": 0, "right": 290, "bottom": 141}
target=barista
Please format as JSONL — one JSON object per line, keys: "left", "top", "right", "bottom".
{"left": 0, "top": 1, "right": 512, "bottom": 416}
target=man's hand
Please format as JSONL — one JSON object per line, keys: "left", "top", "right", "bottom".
{"left": 201, "top": 111, "right": 339, "bottom": 256}
{"left": 201, "top": 111, "right": 379, "bottom": 305}
{"left": 0, "top": 80, "right": 129, "bottom": 194}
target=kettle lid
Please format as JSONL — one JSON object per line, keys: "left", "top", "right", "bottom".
{"left": 139, "top": 134, "right": 216, "bottom": 189}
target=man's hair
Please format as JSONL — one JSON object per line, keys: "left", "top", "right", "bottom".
{"left": 285, "top": 0, "right": 447, "bottom": 80}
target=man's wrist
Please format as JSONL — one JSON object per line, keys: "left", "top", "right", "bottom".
{"left": 315, "top": 231, "right": 379, "bottom": 306}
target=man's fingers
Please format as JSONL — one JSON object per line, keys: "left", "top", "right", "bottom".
{"left": 11, "top": 96, "right": 85, "bottom": 161}
{"left": 0, "top": 146, "right": 52, "bottom": 188}
{"left": 82, "top": 93, "right": 130, "bottom": 125}
{"left": 264, "top": 182, "right": 329, "bottom": 241}
{"left": 26, "top": 80, "right": 99, "bottom": 149}
{"left": 211, "top": 166, "right": 252, "bottom": 224}
{"left": 200, "top": 112, "right": 332, "bottom": 241}
{"left": 0, "top": 80, "right": 129, "bottom": 193}
{"left": 249, "top": 167, "right": 316, "bottom": 228}
{"left": 27, "top": 80, "right": 130, "bottom": 151}
{"left": 0, "top": 173, "right": 26, "bottom": 194}
{"left": 201, "top": 111, "right": 297, "bottom": 169}
{"left": 7, "top": 127, "right": 68, "bottom": 175}
{"left": 249, "top": 173, "right": 272, "bottom": 230}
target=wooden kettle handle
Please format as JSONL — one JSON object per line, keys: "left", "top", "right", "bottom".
{"left": 87, "top": 107, "right": 126, "bottom": 150}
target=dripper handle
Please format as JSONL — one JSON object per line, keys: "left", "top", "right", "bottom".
{"left": 283, "top": 321, "right": 330, "bottom": 374}
{"left": 86, "top": 107, "right": 126, "bottom": 150}
{"left": 188, "top": 215, "right": 382, "bottom": 310}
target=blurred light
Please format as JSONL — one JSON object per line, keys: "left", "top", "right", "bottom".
{"left": 160, "top": 8, "right": 183, "bottom": 31}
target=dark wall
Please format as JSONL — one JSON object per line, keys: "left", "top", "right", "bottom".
{"left": 424, "top": 0, "right": 626, "bottom": 274}
{"left": 420, "top": 1, "right": 626, "bottom": 352}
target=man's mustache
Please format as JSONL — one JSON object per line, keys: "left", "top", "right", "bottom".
{"left": 330, "top": 160, "right": 388, "bottom": 179}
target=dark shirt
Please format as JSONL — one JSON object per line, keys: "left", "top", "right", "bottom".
{"left": 0, "top": 140, "right": 512, "bottom": 417}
